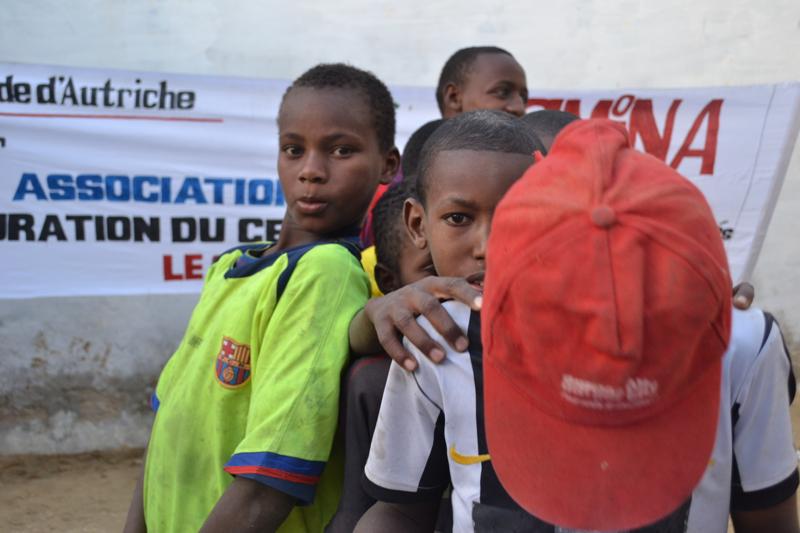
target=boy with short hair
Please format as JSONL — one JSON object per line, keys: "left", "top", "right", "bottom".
{"left": 361, "top": 120, "right": 442, "bottom": 292}
{"left": 124, "top": 63, "right": 400, "bottom": 533}
{"left": 328, "top": 179, "right": 438, "bottom": 532}
{"left": 358, "top": 116, "right": 798, "bottom": 532}
{"left": 484, "top": 118, "right": 798, "bottom": 533}
{"left": 520, "top": 109, "right": 579, "bottom": 151}
{"left": 400, "top": 119, "right": 445, "bottom": 184}
{"left": 356, "top": 110, "right": 542, "bottom": 533}
{"left": 371, "top": 180, "right": 435, "bottom": 294}
{"left": 361, "top": 44, "right": 525, "bottom": 252}
{"left": 481, "top": 119, "right": 733, "bottom": 531}
{"left": 436, "top": 46, "right": 528, "bottom": 118}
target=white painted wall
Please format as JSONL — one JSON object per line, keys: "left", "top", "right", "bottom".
{"left": 1, "top": 0, "right": 799, "bottom": 453}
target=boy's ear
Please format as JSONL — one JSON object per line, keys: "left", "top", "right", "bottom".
{"left": 404, "top": 197, "right": 427, "bottom": 250}
{"left": 442, "top": 83, "right": 463, "bottom": 118}
{"left": 374, "top": 262, "right": 400, "bottom": 294}
{"left": 380, "top": 147, "right": 401, "bottom": 185}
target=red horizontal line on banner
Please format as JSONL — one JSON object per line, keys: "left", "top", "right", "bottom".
{"left": 0, "top": 112, "right": 224, "bottom": 123}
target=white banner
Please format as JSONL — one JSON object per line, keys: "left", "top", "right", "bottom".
{"left": 1, "top": 63, "right": 798, "bottom": 298}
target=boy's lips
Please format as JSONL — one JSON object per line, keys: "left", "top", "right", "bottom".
{"left": 465, "top": 272, "right": 485, "bottom": 289}
{"left": 296, "top": 198, "right": 328, "bottom": 215}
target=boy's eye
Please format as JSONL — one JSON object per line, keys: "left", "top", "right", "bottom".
{"left": 492, "top": 86, "right": 511, "bottom": 99}
{"left": 282, "top": 145, "right": 303, "bottom": 157}
{"left": 332, "top": 146, "right": 355, "bottom": 157}
{"left": 444, "top": 213, "right": 470, "bottom": 226}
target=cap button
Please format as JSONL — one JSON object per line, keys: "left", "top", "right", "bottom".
{"left": 591, "top": 205, "right": 616, "bottom": 228}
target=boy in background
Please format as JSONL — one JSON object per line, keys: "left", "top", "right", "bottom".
{"left": 361, "top": 120, "right": 442, "bottom": 293}
{"left": 328, "top": 179, "right": 438, "bottom": 532}
{"left": 361, "top": 44, "right": 527, "bottom": 247}
{"left": 436, "top": 46, "right": 528, "bottom": 118}
{"left": 520, "top": 109, "right": 579, "bottom": 151}
{"left": 124, "top": 63, "right": 400, "bottom": 533}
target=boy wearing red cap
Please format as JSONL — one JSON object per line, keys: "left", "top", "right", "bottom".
{"left": 482, "top": 118, "right": 798, "bottom": 532}
{"left": 356, "top": 114, "right": 798, "bottom": 532}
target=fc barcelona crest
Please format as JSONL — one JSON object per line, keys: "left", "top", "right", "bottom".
{"left": 215, "top": 336, "right": 251, "bottom": 388}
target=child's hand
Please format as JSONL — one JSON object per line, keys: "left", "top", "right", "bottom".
{"left": 733, "top": 282, "right": 754, "bottom": 310}
{"left": 364, "top": 276, "right": 482, "bottom": 371}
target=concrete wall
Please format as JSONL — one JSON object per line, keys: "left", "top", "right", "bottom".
{"left": 2, "top": 0, "right": 799, "bottom": 454}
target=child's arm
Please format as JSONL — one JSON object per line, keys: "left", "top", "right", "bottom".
{"left": 351, "top": 276, "right": 481, "bottom": 367}
{"left": 358, "top": 337, "right": 450, "bottom": 530}
{"left": 731, "top": 493, "right": 799, "bottom": 533}
{"left": 728, "top": 311, "right": 799, "bottom": 532}
{"left": 353, "top": 278, "right": 754, "bottom": 370}
{"left": 122, "top": 458, "right": 146, "bottom": 533}
{"left": 199, "top": 477, "right": 295, "bottom": 533}
{"left": 354, "top": 501, "right": 440, "bottom": 533}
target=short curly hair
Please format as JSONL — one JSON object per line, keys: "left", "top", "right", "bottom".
{"left": 416, "top": 110, "right": 543, "bottom": 205}
{"left": 436, "top": 46, "right": 514, "bottom": 114}
{"left": 372, "top": 179, "right": 416, "bottom": 274}
{"left": 281, "top": 63, "right": 396, "bottom": 152}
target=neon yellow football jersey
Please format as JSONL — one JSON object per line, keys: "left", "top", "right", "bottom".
{"left": 144, "top": 239, "right": 369, "bottom": 533}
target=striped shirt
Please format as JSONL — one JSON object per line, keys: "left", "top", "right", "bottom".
{"left": 364, "top": 303, "right": 798, "bottom": 533}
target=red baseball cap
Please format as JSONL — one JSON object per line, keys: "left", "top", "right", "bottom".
{"left": 482, "top": 119, "right": 732, "bottom": 531}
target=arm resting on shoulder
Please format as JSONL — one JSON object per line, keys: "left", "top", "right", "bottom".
{"left": 352, "top": 276, "right": 482, "bottom": 369}
{"left": 200, "top": 477, "right": 296, "bottom": 533}
{"left": 349, "top": 308, "right": 382, "bottom": 356}
{"left": 732, "top": 492, "right": 799, "bottom": 533}
{"left": 354, "top": 501, "right": 440, "bottom": 533}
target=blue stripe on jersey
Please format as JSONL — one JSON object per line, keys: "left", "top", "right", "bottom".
{"left": 223, "top": 235, "right": 362, "bottom": 300}
{"left": 225, "top": 451, "right": 326, "bottom": 477}
{"left": 235, "top": 472, "right": 317, "bottom": 504}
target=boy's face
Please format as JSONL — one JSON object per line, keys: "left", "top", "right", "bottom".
{"left": 278, "top": 87, "right": 398, "bottom": 238}
{"left": 408, "top": 149, "right": 533, "bottom": 285}
{"left": 396, "top": 238, "right": 434, "bottom": 287}
{"left": 444, "top": 53, "right": 528, "bottom": 118}
{"left": 375, "top": 236, "right": 434, "bottom": 294}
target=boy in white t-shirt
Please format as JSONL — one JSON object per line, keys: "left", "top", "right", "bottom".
{"left": 358, "top": 116, "right": 798, "bottom": 532}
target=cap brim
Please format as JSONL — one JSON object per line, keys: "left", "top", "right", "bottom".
{"left": 484, "top": 357, "right": 721, "bottom": 531}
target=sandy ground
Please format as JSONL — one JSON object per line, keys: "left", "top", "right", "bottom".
{"left": 0, "top": 449, "right": 142, "bottom": 533}
{"left": 2, "top": 407, "right": 800, "bottom": 533}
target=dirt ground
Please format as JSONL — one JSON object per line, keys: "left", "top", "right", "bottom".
{"left": 0, "top": 449, "right": 142, "bottom": 533}
{"left": 2, "top": 408, "right": 800, "bottom": 533}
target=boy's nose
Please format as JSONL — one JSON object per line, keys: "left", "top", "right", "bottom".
{"left": 473, "top": 223, "right": 490, "bottom": 260}
{"left": 298, "top": 152, "right": 328, "bottom": 183}
{"left": 506, "top": 96, "right": 526, "bottom": 117}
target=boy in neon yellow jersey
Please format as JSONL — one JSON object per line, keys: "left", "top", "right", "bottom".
{"left": 123, "top": 63, "right": 399, "bottom": 533}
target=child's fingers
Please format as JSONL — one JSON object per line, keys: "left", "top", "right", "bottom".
{"left": 423, "top": 277, "right": 483, "bottom": 311}
{"left": 391, "top": 306, "right": 447, "bottom": 364}
{"left": 375, "top": 322, "right": 418, "bottom": 371}
{"left": 733, "top": 282, "right": 755, "bottom": 310}
{"left": 411, "top": 288, "right": 469, "bottom": 354}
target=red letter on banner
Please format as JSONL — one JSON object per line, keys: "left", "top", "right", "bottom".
{"left": 185, "top": 254, "right": 203, "bottom": 279}
{"left": 629, "top": 99, "right": 682, "bottom": 161}
{"left": 670, "top": 99, "right": 723, "bottom": 175}
{"left": 163, "top": 255, "right": 183, "bottom": 281}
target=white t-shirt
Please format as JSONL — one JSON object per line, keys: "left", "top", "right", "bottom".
{"left": 364, "top": 304, "right": 797, "bottom": 532}
{"left": 687, "top": 307, "right": 798, "bottom": 532}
